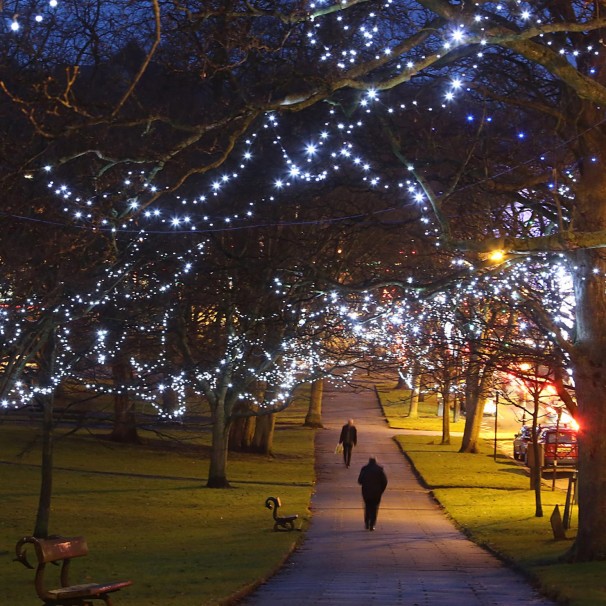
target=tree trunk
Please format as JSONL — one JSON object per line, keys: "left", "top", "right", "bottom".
{"left": 34, "top": 398, "right": 54, "bottom": 538}
{"left": 249, "top": 384, "right": 278, "bottom": 454}
{"left": 569, "top": 250, "right": 606, "bottom": 560}
{"left": 161, "top": 386, "right": 178, "bottom": 417}
{"left": 460, "top": 352, "right": 494, "bottom": 453}
{"left": 33, "top": 330, "right": 56, "bottom": 538}
{"left": 207, "top": 399, "right": 231, "bottom": 488}
{"left": 230, "top": 381, "right": 266, "bottom": 451}
{"left": 528, "top": 402, "right": 543, "bottom": 518}
{"left": 395, "top": 369, "right": 407, "bottom": 389}
{"left": 110, "top": 356, "right": 139, "bottom": 443}
{"left": 304, "top": 379, "right": 324, "bottom": 427}
{"left": 251, "top": 413, "right": 275, "bottom": 455}
{"left": 441, "top": 388, "right": 451, "bottom": 445}
{"left": 229, "top": 402, "right": 256, "bottom": 451}
{"left": 409, "top": 370, "right": 420, "bottom": 419}
{"left": 242, "top": 415, "right": 256, "bottom": 448}
{"left": 460, "top": 351, "right": 482, "bottom": 453}
{"left": 563, "top": 116, "right": 606, "bottom": 560}
{"left": 452, "top": 394, "right": 461, "bottom": 423}
{"left": 228, "top": 415, "right": 247, "bottom": 451}
{"left": 461, "top": 395, "right": 487, "bottom": 453}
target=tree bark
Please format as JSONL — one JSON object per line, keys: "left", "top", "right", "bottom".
{"left": 251, "top": 413, "right": 275, "bottom": 455}
{"left": 528, "top": 400, "right": 543, "bottom": 518}
{"left": 229, "top": 402, "right": 256, "bottom": 451}
{"left": 33, "top": 330, "right": 57, "bottom": 538}
{"left": 33, "top": 398, "right": 54, "bottom": 538}
{"left": 242, "top": 415, "right": 257, "bottom": 449}
{"left": 569, "top": 250, "right": 606, "bottom": 559}
{"left": 395, "top": 369, "right": 406, "bottom": 389}
{"left": 161, "top": 386, "right": 178, "bottom": 417}
{"left": 207, "top": 398, "right": 231, "bottom": 488}
{"left": 460, "top": 346, "right": 494, "bottom": 453}
{"left": 441, "top": 387, "right": 451, "bottom": 445}
{"left": 566, "top": 117, "right": 606, "bottom": 560}
{"left": 409, "top": 370, "right": 420, "bottom": 419}
{"left": 304, "top": 379, "right": 324, "bottom": 427}
{"left": 460, "top": 347, "right": 483, "bottom": 453}
{"left": 228, "top": 415, "right": 247, "bottom": 451}
{"left": 109, "top": 356, "right": 139, "bottom": 443}
{"left": 452, "top": 394, "right": 461, "bottom": 423}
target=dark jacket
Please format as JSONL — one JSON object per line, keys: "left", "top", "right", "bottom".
{"left": 339, "top": 424, "right": 357, "bottom": 446}
{"left": 358, "top": 459, "right": 388, "bottom": 501}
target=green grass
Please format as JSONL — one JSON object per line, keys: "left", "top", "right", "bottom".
{"left": 6, "top": 382, "right": 605, "bottom": 606}
{"left": 0, "top": 399, "right": 314, "bottom": 606}
{"left": 375, "top": 387, "right": 606, "bottom": 606}
{"left": 374, "top": 382, "right": 466, "bottom": 432}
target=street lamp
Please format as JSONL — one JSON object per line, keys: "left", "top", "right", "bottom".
{"left": 488, "top": 250, "right": 505, "bottom": 263}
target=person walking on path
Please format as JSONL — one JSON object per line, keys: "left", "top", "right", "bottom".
{"left": 339, "top": 418, "right": 357, "bottom": 467}
{"left": 242, "top": 379, "right": 557, "bottom": 606}
{"left": 357, "top": 456, "right": 388, "bottom": 531}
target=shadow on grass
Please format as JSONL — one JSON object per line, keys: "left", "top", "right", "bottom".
{"left": 0, "top": 460, "right": 313, "bottom": 489}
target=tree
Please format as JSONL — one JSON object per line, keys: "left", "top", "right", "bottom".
{"left": 6, "top": 0, "right": 606, "bottom": 560}
{"left": 304, "top": 379, "right": 324, "bottom": 428}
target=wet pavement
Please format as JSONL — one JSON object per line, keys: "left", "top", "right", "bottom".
{"left": 241, "top": 379, "right": 556, "bottom": 605}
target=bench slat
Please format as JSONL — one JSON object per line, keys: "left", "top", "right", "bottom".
{"left": 15, "top": 535, "right": 132, "bottom": 604}
{"left": 38, "top": 537, "right": 88, "bottom": 563}
{"left": 48, "top": 580, "right": 133, "bottom": 599}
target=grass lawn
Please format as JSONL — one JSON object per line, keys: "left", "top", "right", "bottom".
{"left": 376, "top": 387, "right": 606, "bottom": 606}
{"left": 0, "top": 397, "right": 315, "bottom": 606}
{"left": 374, "top": 382, "right": 466, "bottom": 432}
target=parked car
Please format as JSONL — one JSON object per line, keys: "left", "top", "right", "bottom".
{"left": 524, "top": 426, "right": 578, "bottom": 468}
{"left": 513, "top": 425, "right": 533, "bottom": 461}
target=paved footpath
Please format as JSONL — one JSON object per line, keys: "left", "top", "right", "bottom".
{"left": 241, "top": 380, "right": 556, "bottom": 606}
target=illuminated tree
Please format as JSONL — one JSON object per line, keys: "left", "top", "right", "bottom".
{"left": 0, "top": 164, "right": 149, "bottom": 534}
{"left": 5, "top": 1, "right": 606, "bottom": 560}
{"left": 414, "top": 295, "right": 465, "bottom": 445}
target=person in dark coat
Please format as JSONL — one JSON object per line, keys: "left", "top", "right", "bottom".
{"left": 357, "top": 456, "right": 388, "bottom": 531}
{"left": 339, "top": 418, "right": 357, "bottom": 468}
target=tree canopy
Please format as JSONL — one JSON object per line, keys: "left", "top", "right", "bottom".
{"left": 4, "top": 0, "right": 606, "bottom": 560}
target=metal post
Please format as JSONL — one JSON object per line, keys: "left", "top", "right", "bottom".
{"left": 563, "top": 472, "right": 577, "bottom": 530}
{"left": 551, "top": 407, "right": 562, "bottom": 491}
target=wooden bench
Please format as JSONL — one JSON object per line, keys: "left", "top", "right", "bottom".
{"left": 265, "top": 496, "right": 299, "bottom": 531}
{"left": 15, "top": 535, "right": 132, "bottom": 605}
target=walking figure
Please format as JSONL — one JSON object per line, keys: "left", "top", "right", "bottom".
{"left": 339, "top": 418, "right": 357, "bottom": 468}
{"left": 358, "top": 456, "right": 388, "bottom": 531}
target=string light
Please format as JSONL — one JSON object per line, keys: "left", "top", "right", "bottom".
{"left": 0, "top": 1, "right": 598, "bottom": 419}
